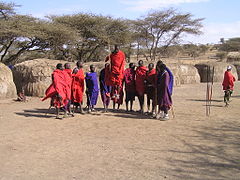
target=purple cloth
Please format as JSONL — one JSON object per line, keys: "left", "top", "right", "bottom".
{"left": 99, "top": 68, "right": 111, "bottom": 94}
{"left": 101, "top": 93, "right": 110, "bottom": 106}
{"left": 157, "top": 70, "right": 172, "bottom": 110}
{"left": 166, "top": 67, "right": 174, "bottom": 95}
{"left": 85, "top": 72, "right": 99, "bottom": 106}
{"left": 99, "top": 68, "right": 111, "bottom": 105}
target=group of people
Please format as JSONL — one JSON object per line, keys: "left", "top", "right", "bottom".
{"left": 42, "top": 45, "right": 173, "bottom": 120}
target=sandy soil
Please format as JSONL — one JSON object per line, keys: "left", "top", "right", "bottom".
{"left": 0, "top": 82, "right": 240, "bottom": 180}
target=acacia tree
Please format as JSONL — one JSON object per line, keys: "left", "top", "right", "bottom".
{"left": 0, "top": 2, "right": 76, "bottom": 65}
{"left": 132, "top": 8, "right": 204, "bottom": 61}
{"left": 0, "top": 2, "right": 16, "bottom": 19}
{"left": 51, "top": 14, "right": 132, "bottom": 62}
{"left": 0, "top": 2, "right": 204, "bottom": 64}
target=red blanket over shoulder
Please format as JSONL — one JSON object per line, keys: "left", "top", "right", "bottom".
{"left": 104, "top": 64, "right": 112, "bottom": 86}
{"left": 222, "top": 71, "right": 236, "bottom": 90}
{"left": 105, "top": 50, "right": 125, "bottom": 86}
{"left": 135, "top": 66, "right": 147, "bottom": 95}
{"left": 63, "top": 69, "right": 72, "bottom": 100}
{"left": 72, "top": 68, "right": 85, "bottom": 103}
{"left": 146, "top": 69, "right": 156, "bottom": 87}
{"left": 42, "top": 69, "right": 67, "bottom": 106}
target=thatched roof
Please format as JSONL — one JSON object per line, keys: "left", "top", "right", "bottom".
{"left": 227, "top": 52, "right": 240, "bottom": 59}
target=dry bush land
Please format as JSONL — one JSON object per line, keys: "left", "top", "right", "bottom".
{"left": 0, "top": 82, "right": 240, "bottom": 180}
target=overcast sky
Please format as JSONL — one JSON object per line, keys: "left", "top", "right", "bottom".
{"left": 7, "top": 0, "right": 240, "bottom": 44}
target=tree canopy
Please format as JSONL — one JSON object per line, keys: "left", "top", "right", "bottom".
{"left": 219, "top": 37, "right": 240, "bottom": 52}
{"left": 0, "top": 1, "right": 204, "bottom": 65}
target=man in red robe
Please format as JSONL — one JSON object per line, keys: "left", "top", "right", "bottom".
{"left": 42, "top": 63, "right": 68, "bottom": 119}
{"left": 105, "top": 45, "right": 125, "bottom": 104}
{"left": 63, "top": 63, "right": 73, "bottom": 116}
{"left": 145, "top": 63, "right": 157, "bottom": 116}
{"left": 123, "top": 63, "right": 136, "bottom": 112}
{"left": 72, "top": 61, "right": 85, "bottom": 113}
{"left": 222, "top": 65, "right": 236, "bottom": 106}
{"left": 105, "top": 45, "right": 125, "bottom": 86}
{"left": 135, "top": 60, "right": 147, "bottom": 113}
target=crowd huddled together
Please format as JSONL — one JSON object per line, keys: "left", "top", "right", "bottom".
{"left": 42, "top": 45, "right": 173, "bottom": 120}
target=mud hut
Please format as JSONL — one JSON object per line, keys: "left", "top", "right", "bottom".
{"left": 12, "top": 59, "right": 74, "bottom": 97}
{"left": 0, "top": 63, "right": 17, "bottom": 99}
{"left": 178, "top": 64, "right": 200, "bottom": 84}
{"left": 227, "top": 52, "right": 240, "bottom": 62}
{"left": 233, "top": 62, "right": 240, "bottom": 80}
{"left": 12, "top": 59, "right": 105, "bottom": 97}
{"left": 195, "top": 62, "right": 238, "bottom": 82}
{"left": 166, "top": 64, "right": 181, "bottom": 86}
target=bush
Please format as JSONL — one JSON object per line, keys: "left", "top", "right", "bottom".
{"left": 216, "top": 51, "right": 227, "bottom": 60}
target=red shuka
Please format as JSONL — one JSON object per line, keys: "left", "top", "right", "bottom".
{"left": 135, "top": 66, "right": 148, "bottom": 96}
{"left": 104, "top": 64, "right": 112, "bottom": 86}
{"left": 105, "top": 50, "right": 125, "bottom": 86}
{"left": 42, "top": 69, "right": 68, "bottom": 106}
{"left": 222, "top": 71, "right": 236, "bottom": 90}
{"left": 146, "top": 69, "right": 157, "bottom": 87}
{"left": 63, "top": 69, "right": 72, "bottom": 100}
{"left": 124, "top": 68, "right": 136, "bottom": 92}
{"left": 72, "top": 68, "right": 85, "bottom": 103}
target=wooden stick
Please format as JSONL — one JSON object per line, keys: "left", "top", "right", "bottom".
{"left": 206, "top": 66, "right": 210, "bottom": 116}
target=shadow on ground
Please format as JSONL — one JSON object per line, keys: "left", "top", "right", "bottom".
{"left": 165, "top": 121, "right": 240, "bottom": 179}
{"left": 15, "top": 108, "right": 56, "bottom": 118}
{"left": 14, "top": 107, "right": 153, "bottom": 120}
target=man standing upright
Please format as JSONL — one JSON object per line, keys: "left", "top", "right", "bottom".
{"left": 156, "top": 63, "right": 172, "bottom": 121}
{"left": 135, "top": 60, "right": 147, "bottom": 114}
{"left": 85, "top": 65, "right": 99, "bottom": 112}
{"left": 156, "top": 60, "right": 174, "bottom": 96}
{"left": 222, "top": 65, "right": 236, "bottom": 106}
{"left": 99, "top": 63, "right": 112, "bottom": 112}
{"left": 63, "top": 63, "right": 73, "bottom": 116}
{"left": 124, "top": 63, "right": 136, "bottom": 112}
{"left": 72, "top": 61, "right": 85, "bottom": 113}
{"left": 42, "top": 63, "right": 68, "bottom": 119}
{"left": 145, "top": 63, "right": 157, "bottom": 116}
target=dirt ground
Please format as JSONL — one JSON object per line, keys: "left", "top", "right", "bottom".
{"left": 0, "top": 82, "right": 240, "bottom": 180}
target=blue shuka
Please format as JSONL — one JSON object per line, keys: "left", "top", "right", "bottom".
{"left": 85, "top": 72, "right": 99, "bottom": 106}
{"left": 166, "top": 67, "right": 174, "bottom": 95}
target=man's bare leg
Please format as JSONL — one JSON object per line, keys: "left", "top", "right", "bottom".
{"left": 79, "top": 103, "right": 84, "bottom": 114}
{"left": 138, "top": 95, "right": 144, "bottom": 114}
{"left": 130, "top": 100, "right": 133, "bottom": 112}
{"left": 63, "top": 109, "right": 67, "bottom": 118}
{"left": 106, "top": 104, "right": 109, "bottom": 112}
{"left": 113, "top": 101, "right": 116, "bottom": 110}
{"left": 126, "top": 101, "right": 129, "bottom": 111}
{"left": 152, "top": 102, "right": 156, "bottom": 116}
{"left": 56, "top": 107, "right": 61, "bottom": 119}
{"left": 147, "top": 97, "right": 151, "bottom": 114}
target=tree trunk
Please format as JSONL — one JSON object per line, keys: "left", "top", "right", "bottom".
{"left": 0, "top": 39, "right": 14, "bottom": 63}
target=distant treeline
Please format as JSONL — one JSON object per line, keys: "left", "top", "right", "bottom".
{"left": 0, "top": 2, "right": 206, "bottom": 65}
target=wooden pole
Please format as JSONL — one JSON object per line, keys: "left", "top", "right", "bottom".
{"left": 206, "top": 66, "right": 210, "bottom": 116}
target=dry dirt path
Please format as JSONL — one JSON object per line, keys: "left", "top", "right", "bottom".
{"left": 0, "top": 82, "right": 240, "bottom": 180}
